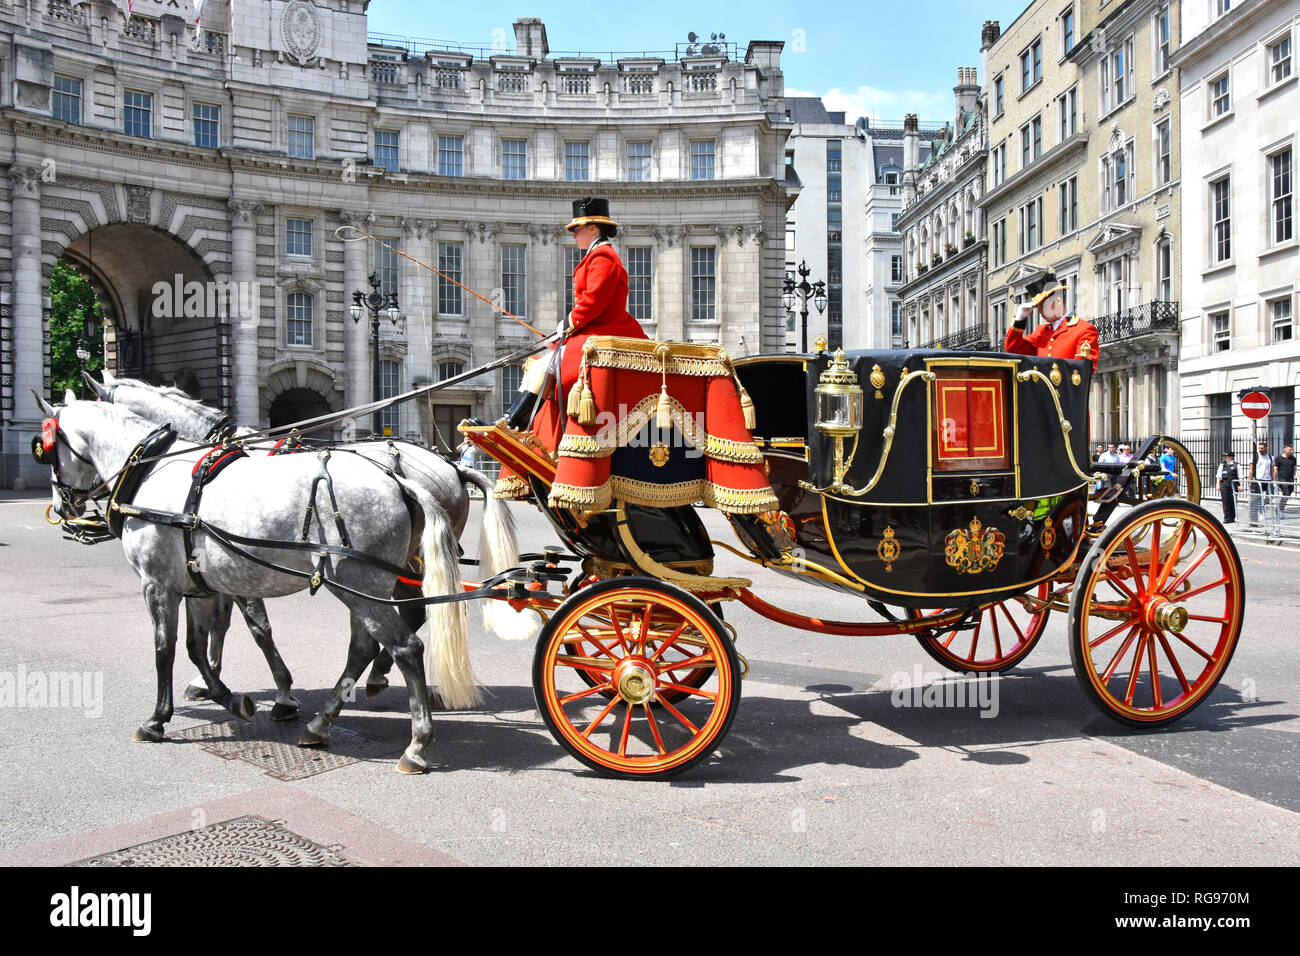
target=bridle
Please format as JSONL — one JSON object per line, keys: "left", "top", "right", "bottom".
{"left": 31, "top": 410, "right": 118, "bottom": 543}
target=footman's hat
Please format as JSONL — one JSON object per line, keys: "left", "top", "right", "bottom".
{"left": 565, "top": 197, "right": 619, "bottom": 232}
{"left": 1020, "top": 272, "right": 1067, "bottom": 308}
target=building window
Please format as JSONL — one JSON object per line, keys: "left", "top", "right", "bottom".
{"left": 891, "top": 255, "right": 903, "bottom": 282}
{"left": 286, "top": 292, "right": 313, "bottom": 346}
{"left": 1157, "top": 237, "right": 1172, "bottom": 301}
{"left": 1210, "top": 72, "right": 1230, "bottom": 118}
{"left": 52, "top": 75, "right": 81, "bottom": 125}
{"left": 993, "top": 74, "right": 1004, "bottom": 116}
{"left": 123, "top": 90, "right": 152, "bottom": 138}
{"left": 627, "top": 140, "right": 652, "bottom": 181}
{"left": 1156, "top": 119, "right": 1171, "bottom": 185}
{"left": 376, "top": 240, "right": 399, "bottom": 296}
{"left": 1156, "top": 7, "right": 1171, "bottom": 75}
{"left": 287, "top": 114, "right": 314, "bottom": 159}
{"left": 1020, "top": 197, "right": 1043, "bottom": 253}
{"left": 1211, "top": 176, "right": 1232, "bottom": 262}
{"left": 285, "top": 218, "right": 312, "bottom": 257}
{"left": 827, "top": 205, "right": 842, "bottom": 244}
{"left": 438, "top": 361, "right": 464, "bottom": 381}
{"left": 1215, "top": 0, "right": 1231, "bottom": 18}
{"left": 1269, "top": 34, "right": 1293, "bottom": 86}
{"left": 827, "top": 174, "right": 842, "bottom": 203}
{"left": 438, "top": 135, "right": 464, "bottom": 177}
{"left": 1058, "top": 87, "right": 1077, "bottom": 141}
{"left": 1271, "top": 147, "right": 1293, "bottom": 245}
{"left": 991, "top": 143, "right": 1007, "bottom": 186}
{"left": 502, "top": 138, "right": 527, "bottom": 179}
{"left": 563, "top": 246, "right": 582, "bottom": 315}
{"left": 1102, "top": 141, "right": 1135, "bottom": 210}
{"left": 193, "top": 103, "right": 220, "bottom": 149}
{"left": 565, "top": 141, "right": 589, "bottom": 181}
{"left": 379, "top": 360, "right": 400, "bottom": 434}
{"left": 1100, "top": 39, "right": 1135, "bottom": 114}
{"left": 1059, "top": 176, "right": 1078, "bottom": 234}
{"left": 890, "top": 212, "right": 900, "bottom": 232}
{"left": 826, "top": 141, "right": 841, "bottom": 172}
{"left": 375, "top": 129, "right": 399, "bottom": 173}
{"left": 1061, "top": 6, "right": 1075, "bottom": 56}
{"left": 500, "top": 364, "right": 524, "bottom": 414}
{"left": 690, "top": 247, "right": 716, "bottom": 322}
{"left": 626, "top": 247, "right": 652, "bottom": 322}
{"left": 1211, "top": 310, "right": 1230, "bottom": 352}
{"left": 690, "top": 139, "right": 716, "bottom": 180}
{"left": 991, "top": 217, "right": 1006, "bottom": 268}
{"left": 502, "top": 244, "right": 526, "bottom": 317}
{"left": 992, "top": 301, "right": 1008, "bottom": 343}
{"left": 1021, "top": 39, "right": 1042, "bottom": 92}
{"left": 438, "top": 241, "right": 463, "bottom": 315}
{"left": 1270, "top": 296, "right": 1294, "bottom": 342}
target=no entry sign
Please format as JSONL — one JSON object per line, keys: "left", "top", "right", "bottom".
{"left": 1241, "top": 391, "right": 1272, "bottom": 420}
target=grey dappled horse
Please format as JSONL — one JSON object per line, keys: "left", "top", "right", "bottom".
{"left": 85, "top": 371, "right": 534, "bottom": 710}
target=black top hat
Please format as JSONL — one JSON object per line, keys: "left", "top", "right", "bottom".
{"left": 565, "top": 197, "right": 619, "bottom": 232}
{"left": 1023, "top": 272, "right": 1059, "bottom": 297}
{"left": 1223, "top": 450, "right": 1234, "bottom": 457}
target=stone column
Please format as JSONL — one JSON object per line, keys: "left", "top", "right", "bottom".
{"left": 7, "top": 167, "right": 43, "bottom": 489}
{"left": 340, "top": 210, "right": 374, "bottom": 415}
{"left": 227, "top": 199, "right": 262, "bottom": 427}
{"left": 399, "top": 216, "right": 433, "bottom": 396}
{"left": 1126, "top": 369, "right": 1137, "bottom": 440}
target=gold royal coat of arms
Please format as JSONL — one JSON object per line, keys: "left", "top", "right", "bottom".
{"left": 944, "top": 517, "right": 1006, "bottom": 575}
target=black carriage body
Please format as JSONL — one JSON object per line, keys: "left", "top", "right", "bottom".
{"left": 735, "top": 349, "right": 1093, "bottom": 609}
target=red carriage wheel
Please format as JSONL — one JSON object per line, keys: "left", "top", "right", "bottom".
{"left": 909, "top": 582, "right": 1053, "bottom": 673}
{"left": 533, "top": 577, "right": 741, "bottom": 779}
{"left": 1068, "top": 499, "right": 1243, "bottom": 726}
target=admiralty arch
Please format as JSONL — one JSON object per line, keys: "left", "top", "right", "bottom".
{"left": 1, "top": 2, "right": 795, "bottom": 487}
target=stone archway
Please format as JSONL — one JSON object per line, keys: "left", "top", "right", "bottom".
{"left": 61, "top": 225, "right": 228, "bottom": 408}
{"left": 269, "top": 388, "right": 332, "bottom": 430}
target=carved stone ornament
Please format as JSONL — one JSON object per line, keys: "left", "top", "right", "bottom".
{"left": 281, "top": 0, "right": 323, "bottom": 66}
{"left": 1153, "top": 88, "right": 1170, "bottom": 112}
{"left": 127, "top": 184, "right": 152, "bottom": 223}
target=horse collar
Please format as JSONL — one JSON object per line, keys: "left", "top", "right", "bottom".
{"left": 107, "top": 425, "right": 179, "bottom": 538}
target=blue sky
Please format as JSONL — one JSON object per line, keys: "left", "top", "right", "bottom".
{"left": 366, "top": 0, "right": 1032, "bottom": 124}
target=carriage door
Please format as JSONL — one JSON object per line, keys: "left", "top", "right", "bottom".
{"left": 927, "top": 362, "right": 1020, "bottom": 593}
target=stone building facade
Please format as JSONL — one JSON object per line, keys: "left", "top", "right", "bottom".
{"left": 896, "top": 66, "right": 989, "bottom": 350}
{"left": 1174, "top": 0, "right": 1300, "bottom": 456}
{"left": 980, "top": 3, "right": 1183, "bottom": 443}
{"left": 0, "top": 2, "right": 795, "bottom": 487}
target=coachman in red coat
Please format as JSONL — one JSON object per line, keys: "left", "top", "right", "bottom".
{"left": 1003, "top": 273, "right": 1099, "bottom": 372}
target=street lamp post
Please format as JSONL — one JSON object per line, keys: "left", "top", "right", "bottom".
{"left": 782, "top": 260, "right": 827, "bottom": 353}
{"left": 349, "top": 272, "right": 400, "bottom": 436}
{"left": 75, "top": 310, "right": 97, "bottom": 398}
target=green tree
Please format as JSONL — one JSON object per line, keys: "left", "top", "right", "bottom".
{"left": 49, "top": 261, "right": 104, "bottom": 401}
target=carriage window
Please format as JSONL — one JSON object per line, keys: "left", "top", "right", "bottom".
{"left": 931, "top": 367, "right": 1013, "bottom": 473}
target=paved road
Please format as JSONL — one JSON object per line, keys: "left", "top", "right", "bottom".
{"left": 1, "top": 491, "right": 1296, "bottom": 866}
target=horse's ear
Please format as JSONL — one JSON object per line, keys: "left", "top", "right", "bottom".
{"left": 64, "top": 388, "right": 77, "bottom": 405}
{"left": 102, "top": 369, "right": 117, "bottom": 385}
{"left": 83, "top": 371, "right": 112, "bottom": 401}
{"left": 32, "top": 389, "right": 56, "bottom": 418}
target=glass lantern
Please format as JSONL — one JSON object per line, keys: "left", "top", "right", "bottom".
{"left": 814, "top": 349, "right": 863, "bottom": 438}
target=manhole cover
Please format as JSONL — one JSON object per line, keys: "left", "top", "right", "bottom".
{"left": 168, "top": 713, "right": 397, "bottom": 780}
{"left": 73, "top": 816, "right": 358, "bottom": 867}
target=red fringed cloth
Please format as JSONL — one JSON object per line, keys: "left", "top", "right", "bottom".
{"left": 544, "top": 336, "right": 778, "bottom": 514}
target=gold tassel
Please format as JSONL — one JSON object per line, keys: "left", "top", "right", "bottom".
{"left": 578, "top": 386, "right": 596, "bottom": 426}
{"left": 656, "top": 385, "right": 673, "bottom": 429}
{"left": 567, "top": 379, "right": 583, "bottom": 420}
{"left": 737, "top": 382, "right": 757, "bottom": 431}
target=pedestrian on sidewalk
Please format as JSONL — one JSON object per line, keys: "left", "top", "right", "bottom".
{"left": 1276, "top": 445, "right": 1296, "bottom": 517}
{"left": 1249, "top": 441, "right": 1275, "bottom": 525}
{"left": 1216, "top": 450, "right": 1239, "bottom": 524}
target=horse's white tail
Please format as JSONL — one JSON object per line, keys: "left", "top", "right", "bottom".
{"left": 398, "top": 477, "right": 480, "bottom": 709}
{"left": 461, "top": 467, "right": 542, "bottom": 642}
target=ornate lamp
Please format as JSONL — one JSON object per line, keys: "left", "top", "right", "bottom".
{"left": 813, "top": 348, "right": 863, "bottom": 490}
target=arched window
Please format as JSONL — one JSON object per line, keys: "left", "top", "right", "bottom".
{"left": 438, "top": 360, "right": 465, "bottom": 381}
{"left": 964, "top": 192, "right": 976, "bottom": 238}
{"left": 379, "top": 359, "right": 400, "bottom": 434}
{"left": 286, "top": 292, "right": 312, "bottom": 346}
{"left": 948, "top": 205, "right": 959, "bottom": 247}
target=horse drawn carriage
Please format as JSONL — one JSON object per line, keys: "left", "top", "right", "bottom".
{"left": 36, "top": 333, "right": 1241, "bottom": 780}
{"left": 462, "top": 335, "right": 1241, "bottom": 778}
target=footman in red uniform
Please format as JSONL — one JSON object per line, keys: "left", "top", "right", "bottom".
{"left": 1003, "top": 272, "right": 1099, "bottom": 372}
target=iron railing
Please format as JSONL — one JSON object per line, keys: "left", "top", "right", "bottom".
{"left": 1095, "top": 300, "right": 1179, "bottom": 345}
{"left": 920, "top": 324, "right": 990, "bottom": 351}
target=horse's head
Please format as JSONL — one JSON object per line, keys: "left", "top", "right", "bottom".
{"left": 31, "top": 391, "right": 102, "bottom": 519}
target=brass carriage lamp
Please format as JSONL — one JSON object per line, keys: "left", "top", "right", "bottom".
{"left": 814, "top": 349, "right": 863, "bottom": 489}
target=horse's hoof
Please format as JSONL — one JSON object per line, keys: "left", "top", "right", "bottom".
{"left": 133, "top": 725, "right": 164, "bottom": 743}
{"left": 230, "top": 694, "right": 256, "bottom": 721}
{"left": 365, "top": 679, "right": 388, "bottom": 699}
{"left": 297, "top": 728, "right": 329, "bottom": 747}
{"left": 270, "top": 702, "right": 299, "bottom": 722}
{"left": 182, "top": 683, "right": 210, "bottom": 701}
{"left": 396, "top": 753, "right": 428, "bottom": 774}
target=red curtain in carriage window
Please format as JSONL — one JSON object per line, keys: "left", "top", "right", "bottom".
{"left": 931, "top": 369, "right": 1012, "bottom": 472}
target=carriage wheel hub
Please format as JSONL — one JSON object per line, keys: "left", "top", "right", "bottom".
{"left": 1151, "top": 601, "right": 1188, "bottom": 633}
{"left": 613, "top": 658, "right": 657, "bottom": 705}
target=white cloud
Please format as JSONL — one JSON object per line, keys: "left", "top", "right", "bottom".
{"left": 787, "top": 85, "right": 951, "bottom": 124}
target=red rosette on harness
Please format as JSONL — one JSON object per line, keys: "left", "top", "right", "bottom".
{"left": 42, "top": 417, "right": 58, "bottom": 453}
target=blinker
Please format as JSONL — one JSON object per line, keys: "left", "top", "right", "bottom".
{"left": 42, "top": 417, "right": 58, "bottom": 453}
